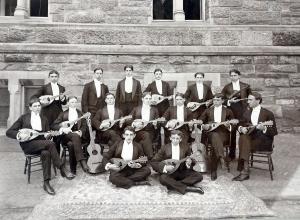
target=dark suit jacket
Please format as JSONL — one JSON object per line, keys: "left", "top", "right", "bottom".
{"left": 130, "top": 106, "right": 159, "bottom": 132}
{"left": 184, "top": 83, "right": 213, "bottom": 103}
{"left": 144, "top": 80, "right": 172, "bottom": 116}
{"left": 151, "top": 143, "right": 192, "bottom": 174}
{"left": 163, "top": 106, "right": 192, "bottom": 133}
{"left": 81, "top": 81, "right": 109, "bottom": 115}
{"left": 221, "top": 81, "right": 251, "bottom": 119}
{"left": 115, "top": 78, "right": 142, "bottom": 106}
{"left": 92, "top": 106, "right": 124, "bottom": 131}
{"left": 102, "top": 140, "right": 145, "bottom": 167}
{"left": 34, "top": 83, "right": 67, "bottom": 125}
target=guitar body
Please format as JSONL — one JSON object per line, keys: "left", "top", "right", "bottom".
{"left": 191, "top": 126, "right": 207, "bottom": 173}
{"left": 87, "top": 141, "right": 103, "bottom": 173}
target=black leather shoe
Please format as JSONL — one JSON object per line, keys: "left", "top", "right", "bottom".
{"left": 234, "top": 174, "right": 249, "bottom": 181}
{"left": 60, "top": 166, "right": 75, "bottom": 180}
{"left": 43, "top": 181, "right": 55, "bottom": 195}
{"left": 211, "top": 171, "right": 217, "bottom": 181}
{"left": 232, "top": 174, "right": 241, "bottom": 181}
{"left": 186, "top": 186, "right": 204, "bottom": 194}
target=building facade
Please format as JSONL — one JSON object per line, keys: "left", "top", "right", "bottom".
{"left": 0, "top": 0, "right": 299, "bottom": 132}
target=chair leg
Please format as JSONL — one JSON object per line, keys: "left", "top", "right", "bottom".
{"left": 270, "top": 156, "right": 274, "bottom": 171}
{"left": 52, "top": 159, "right": 57, "bottom": 176}
{"left": 27, "top": 157, "right": 31, "bottom": 184}
{"left": 24, "top": 157, "right": 28, "bottom": 174}
{"left": 268, "top": 155, "right": 273, "bottom": 181}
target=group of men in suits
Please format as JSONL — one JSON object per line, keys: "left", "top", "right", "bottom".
{"left": 6, "top": 66, "right": 277, "bottom": 195}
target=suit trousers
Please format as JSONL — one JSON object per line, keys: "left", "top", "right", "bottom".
{"left": 109, "top": 166, "right": 151, "bottom": 189}
{"left": 135, "top": 130, "right": 154, "bottom": 159}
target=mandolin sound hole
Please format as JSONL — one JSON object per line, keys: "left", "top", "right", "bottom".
{"left": 92, "top": 150, "right": 98, "bottom": 155}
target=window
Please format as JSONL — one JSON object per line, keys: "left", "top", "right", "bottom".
{"left": 153, "top": 0, "right": 204, "bottom": 21}
{"left": 0, "top": 0, "right": 48, "bottom": 17}
{"left": 30, "top": 0, "right": 48, "bottom": 17}
{"left": 0, "top": 0, "right": 17, "bottom": 16}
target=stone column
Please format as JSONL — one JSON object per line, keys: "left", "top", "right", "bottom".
{"left": 7, "top": 79, "right": 21, "bottom": 127}
{"left": 0, "top": 0, "right": 5, "bottom": 16}
{"left": 173, "top": 0, "right": 185, "bottom": 21}
{"left": 14, "top": 0, "right": 29, "bottom": 18}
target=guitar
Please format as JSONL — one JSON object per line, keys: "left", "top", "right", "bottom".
{"left": 166, "top": 119, "right": 203, "bottom": 130}
{"left": 186, "top": 99, "right": 213, "bottom": 112}
{"left": 132, "top": 118, "right": 166, "bottom": 131}
{"left": 204, "top": 119, "right": 239, "bottom": 132}
{"left": 151, "top": 94, "right": 172, "bottom": 105}
{"left": 100, "top": 115, "right": 132, "bottom": 131}
{"left": 16, "top": 128, "right": 61, "bottom": 142}
{"left": 59, "top": 112, "right": 91, "bottom": 129}
{"left": 244, "top": 120, "right": 274, "bottom": 135}
{"left": 110, "top": 156, "right": 148, "bottom": 171}
{"left": 39, "top": 91, "right": 70, "bottom": 107}
{"left": 86, "top": 115, "right": 103, "bottom": 174}
{"left": 190, "top": 125, "right": 207, "bottom": 173}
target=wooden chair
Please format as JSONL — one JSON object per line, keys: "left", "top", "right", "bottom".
{"left": 249, "top": 143, "right": 275, "bottom": 180}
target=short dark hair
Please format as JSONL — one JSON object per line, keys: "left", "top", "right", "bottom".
{"left": 194, "top": 72, "right": 204, "bottom": 78}
{"left": 105, "top": 92, "right": 115, "bottom": 98}
{"left": 94, "top": 67, "right": 103, "bottom": 74}
{"left": 67, "top": 96, "right": 77, "bottom": 102}
{"left": 250, "top": 92, "right": 262, "bottom": 104}
{"left": 154, "top": 68, "right": 163, "bottom": 74}
{"left": 170, "top": 130, "right": 183, "bottom": 138}
{"left": 29, "top": 97, "right": 41, "bottom": 107}
{"left": 48, "top": 70, "right": 59, "bottom": 77}
{"left": 213, "top": 93, "right": 224, "bottom": 99}
{"left": 124, "top": 126, "right": 135, "bottom": 134}
{"left": 142, "top": 92, "right": 152, "bottom": 98}
{"left": 124, "top": 65, "right": 133, "bottom": 71}
{"left": 229, "top": 69, "right": 241, "bottom": 76}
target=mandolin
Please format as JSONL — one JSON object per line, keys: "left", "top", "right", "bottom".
{"left": 163, "top": 151, "right": 199, "bottom": 174}
{"left": 59, "top": 112, "right": 91, "bottom": 129}
{"left": 244, "top": 120, "right": 274, "bottom": 135}
{"left": 186, "top": 99, "right": 213, "bottom": 112}
{"left": 100, "top": 115, "right": 132, "bottom": 131}
{"left": 110, "top": 156, "right": 148, "bottom": 171}
{"left": 151, "top": 94, "right": 172, "bottom": 105}
{"left": 17, "top": 128, "right": 60, "bottom": 142}
{"left": 166, "top": 119, "right": 203, "bottom": 130}
{"left": 204, "top": 119, "right": 239, "bottom": 132}
{"left": 132, "top": 118, "right": 166, "bottom": 131}
{"left": 86, "top": 115, "right": 103, "bottom": 174}
{"left": 39, "top": 91, "right": 70, "bottom": 107}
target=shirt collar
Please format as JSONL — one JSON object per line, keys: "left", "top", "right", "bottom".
{"left": 252, "top": 105, "right": 261, "bottom": 111}
{"left": 51, "top": 82, "right": 58, "bottom": 86}
{"left": 125, "top": 76, "right": 133, "bottom": 80}
{"left": 94, "top": 79, "right": 102, "bottom": 84}
{"left": 214, "top": 105, "right": 222, "bottom": 110}
{"left": 31, "top": 111, "right": 40, "bottom": 117}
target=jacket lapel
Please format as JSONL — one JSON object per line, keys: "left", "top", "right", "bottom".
{"left": 132, "top": 78, "right": 137, "bottom": 99}
{"left": 120, "top": 79, "right": 125, "bottom": 99}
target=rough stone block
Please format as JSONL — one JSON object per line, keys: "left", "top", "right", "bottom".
{"left": 230, "top": 11, "right": 281, "bottom": 25}
{"left": 210, "top": 56, "right": 230, "bottom": 64}
{"left": 210, "top": 0, "right": 242, "bottom": 7}
{"left": 277, "top": 88, "right": 300, "bottom": 98}
{"left": 211, "top": 31, "right": 241, "bottom": 46}
{"left": 289, "top": 74, "right": 300, "bottom": 87}
{"left": 276, "top": 99, "right": 295, "bottom": 105}
{"left": 194, "top": 56, "right": 210, "bottom": 64}
{"left": 0, "top": 63, "right": 9, "bottom": 70}
{"left": 241, "top": 31, "right": 272, "bottom": 46}
{"left": 49, "top": 0, "right": 72, "bottom": 3}
{"left": 105, "top": 16, "right": 148, "bottom": 24}
{"left": 4, "top": 54, "right": 32, "bottom": 62}
{"left": 48, "top": 4, "right": 65, "bottom": 14}
{"left": 0, "top": 28, "right": 8, "bottom": 43}
{"left": 230, "top": 56, "right": 253, "bottom": 64}
{"left": 65, "top": 10, "right": 106, "bottom": 23}
{"left": 31, "top": 54, "right": 69, "bottom": 63}
{"left": 141, "top": 56, "right": 169, "bottom": 64}
{"left": 246, "top": 78, "right": 265, "bottom": 90}
{"left": 242, "top": 1, "right": 269, "bottom": 11}
{"left": 35, "top": 28, "right": 69, "bottom": 44}
{"left": 211, "top": 7, "right": 230, "bottom": 18}
{"left": 61, "top": 63, "right": 89, "bottom": 71}
{"left": 273, "top": 32, "right": 300, "bottom": 46}
{"left": 232, "top": 64, "right": 255, "bottom": 74}
{"left": 168, "top": 56, "right": 194, "bottom": 64}
{"left": 7, "top": 28, "right": 30, "bottom": 43}
{"left": 68, "top": 55, "right": 97, "bottom": 64}
{"left": 254, "top": 56, "right": 278, "bottom": 64}
{"left": 51, "top": 13, "right": 65, "bottom": 22}
{"left": 262, "top": 104, "right": 283, "bottom": 118}
{"left": 211, "top": 18, "right": 230, "bottom": 25}
{"left": 265, "top": 78, "right": 290, "bottom": 87}
{"left": 102, "top": 55, "right": 141, "bottom": 64}
{"left": 88, "top": 0, "right": 118, "bottom": 11}
{"left": 255, "top": 64, "right": 298, "bottom": 73}
{"left": 5, "top": 63, "right": 61, "bottom": 71}
{"left": 278, "top": 56, "right": 297, "bottom": 64}
{"left": 290, "top": 3, "right": 300, "bottom": 12}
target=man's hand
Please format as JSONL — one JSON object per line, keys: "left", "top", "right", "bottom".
{"left": 107, "top": 164, "right": 121, "bottom": 171}
{"left": 167, "top": 95, "right": 173, "bottom": 101}
{"left": 165, "top": 165, "right": 175, "bottom": 172}
{"left": 205, "top": 100, "right": 212, "bottom": 107}
{"left": 132, "top": 121, "right": 144, "bottom": 129}
{"left": 74, "top": 130, "right": 82, "bottom": 137}
{"left": 202, "top": 124, "right": 210, "bottom": 130}
{"left": 239, "top": 127, "right": 248, "bottom": 134}
{"left": 59, "top": 94, "right": 66, "bottom": 101}
{"left": 256, "top": 123, "right": 265, "bottom": 131}
{"left": 100, "top": 120, "right": 111, "bottom": 129}
{"left": 185, "top": 158, "right": 192, "bottom": 169}
{"left": 59, "top": 127, "right": 72, "bottom": 134}
{"left": 228, "top": 97, "right": 239, "bottom": 104}
{"left": 128, "top": 162, "right": 142, "bottom": 169}
{"left": 17, "top": 131, "right": 30, "bottom": 141}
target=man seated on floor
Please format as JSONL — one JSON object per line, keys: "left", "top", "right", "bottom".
{"left": 102, "top": 126, "right": 151, "bottom": 189}
{"left": 151, "top": 130, "right": 204, "bottom": 195}
{"left": 6, "top": 97, "right": 75, "bottom": 195}
{"left": 232, "top": 92, "right": 278, "bottom": 181}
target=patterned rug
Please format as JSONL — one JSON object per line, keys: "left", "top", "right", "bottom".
{"left": 27, "top": 172, "right": 274, "bottom": 220}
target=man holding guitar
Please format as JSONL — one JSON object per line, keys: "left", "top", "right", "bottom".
{"left": 151, "top": 130, "right": 204, "bottom": 194}
{"left": 232, "top": 92, "right": 278, "bottom": 181}
{"left": 6, "top": 98, "right": 75, "bottom": 195}
{"left": 92, "top": 93, "right": 125, "bottom": 148}
{"left": 52, "top": 96, "right": 90, "bottom": 175}
{"left": 199, "top": 93, "right": 235, "bottom": 181}
{"left": 103, "top": 126, "right": 151, "bottom": 189}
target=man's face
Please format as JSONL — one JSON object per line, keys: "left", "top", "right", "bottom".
{"left": 170, "top": 134, "right": 182, "bottom": 145}
{"left": 125, "top": 67, "right": 133, "bottom": 77}
{"left": 123, "top": 130, "right": 136, "bottom": 143}
{"left": 154, "top": 71, "right": 162, "bottom": 80}
{"left": 142, "top": 94, "right": 152, "bottom": 106}
{"left": 195, "top": 74, "right": 204, "bottom": 83}
{"left": 229, "top": 72, "right": 240, "bottom": 83}
{"left": 29, "top": 102, "right": 41, "bottom": 114}
{"left": 175, "top": 96, "right": 185, "bottom": 106}
{"left": 213, "top": 97, "right": 223, "bottom": 107}
{"left": 49, "top": 73, "right": 59, "bottom": 83}
{"left": 247, "top": 95, "right": 259, "bottom": 108}
{"left": 94, "top": 70, "right": 103, "bottom": 81}
{"left": 105, "top": 94, "right": 115, "bottom": 105}
{"left": 68, "top": 98, "right": 77, "bottom": 108}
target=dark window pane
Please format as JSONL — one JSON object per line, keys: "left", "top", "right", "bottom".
{"left": 30, "top": 0, "right": 48, "bottom": 17}
{"left": 184, "top": 0, "right": 201, "bottom": 20}
{"left": 153, "top": 0, "right": 173, "bottom": 20}
{"left": 5, "top": 0, "right": 17, "bottom": 16}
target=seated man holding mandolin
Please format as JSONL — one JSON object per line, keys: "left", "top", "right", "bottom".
{"left": 130, "top": 92, "right": 162, "bottom": 160}
{"left": 151, "top": 130, "right": 204, "bottom": 194}
{"left": 52, "top": 96, "right": 91, "bottom": 175}
{"left": 232, "top": 92, "right": 278, "bottom": 181}
{"left": 102, "top": 126, "right": 151, "bottom": 189}
{"left": 199, "top": 93, "right": 237, "bottom": 181}
{"left": 6, "top": 97, "right": 75, "bottom": 195}
{"left": 92, "top": 93, "right": 127, "bottom": 148}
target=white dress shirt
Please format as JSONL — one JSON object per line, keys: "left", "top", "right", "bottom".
{"left": 232, "top": 80, "right": 240, "bottom": 91}
{"left": 155, "top": 80, "right": 163, "bottom": 94}
{"left": 121, "top": 141, "right": 134, "bottom": 161}
{"left": 68, "top": 107, "right": 78, "bottom": 122}
{"left": 125, "top": 77, "right": 133, "bottom": 93}
{"left": 176, "top": 106, "right": 184, "bottom": 122}
{"left": 214, "top": 105, "right": 222, "bottom": 123}
{"left": 142, "top": 105, "right": 150, "bottom": 121}
{"left": 31, "top": 112, "right": 42, "bottom": 131}
{"left": 171, "top": 144, "right": 180, "bottom": 160}
{"left": 251, "top": 105, "right": 261, "bottom": 126}
{"left": 107, "top": 104, "right": 115, "bottom": 121}
{"left": 196, "top": 83, "right": 204, "bottom": 100}
{"left": 94, "top": 79, "right": 102, "bottom": 98}
{"left": 51, "top": 82, "right": 60, "bottom": 100}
